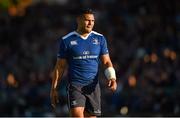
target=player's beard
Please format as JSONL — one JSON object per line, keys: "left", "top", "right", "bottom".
{"left": 77, "top": 25, "right": 93, "bottom": 34}
{"left": 84, "top": 27, "right": 93, "bottom": 33}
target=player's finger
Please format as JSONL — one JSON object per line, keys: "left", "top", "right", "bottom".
{"left": 56, "top": 96, "right": 59, "bottom": 103}
{"left": 110, "top": 84, "right": 114, "bottom": 89}
{"left": 51, "top": 95, "right": 56, "bottom": 108}
{"left": 51, "top": 100, "right": 56, "bottom": 109}
{"left": 110, "top": 87, "right": 115, "bottom": 92}
{"left": 109, "top": 82, "right": 115, "bottom": 91}
{"left": 111, "top": 86, "right": 116, "bottom": 91}
{"left": 51, "top": 103, "right": 56, "bottom": 109}
{"left": 108, "top": 80, "right": 111, "bottom": 87}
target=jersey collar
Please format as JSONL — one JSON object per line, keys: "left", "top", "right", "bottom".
{"left": 74, "top": 31, "right": 92, "bottom": 40}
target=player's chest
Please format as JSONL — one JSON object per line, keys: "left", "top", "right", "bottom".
{"left": 68, "top": 38, "right": 100, "bottom": 56}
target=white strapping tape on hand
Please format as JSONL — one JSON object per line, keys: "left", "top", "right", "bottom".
{"left": 104, "top": 67, "right": 116, "bottom": 80}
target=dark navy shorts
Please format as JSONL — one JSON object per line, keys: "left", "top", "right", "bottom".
{"left": 67, "top": 82, "right": 101, "bottom": 116}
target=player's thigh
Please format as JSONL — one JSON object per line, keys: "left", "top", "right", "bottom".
{"left": 70, "top": 107, "right": 84, "bottom": 117}
{"left": 67, "top": 84, "right": 86, "bottom": 108}
{"left": 84, "top": 83, "right": 101, "bottom": 116}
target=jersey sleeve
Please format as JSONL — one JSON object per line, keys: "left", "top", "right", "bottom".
{"left": 100, "top": 36, "right": 109, "bottom": 55}
{"left": 57, "top": 38, "right": 68, "bottom": 59}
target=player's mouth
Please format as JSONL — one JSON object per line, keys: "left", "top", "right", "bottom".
{"left": 86, "top": 26, "right": 92, "bottom": 29}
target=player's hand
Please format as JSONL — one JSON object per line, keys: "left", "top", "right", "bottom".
{"left": 108, "top": 79, "right": 117, "bottom": 92}
{"left": 50, "top": 88, "right": 59, "bottom": 109}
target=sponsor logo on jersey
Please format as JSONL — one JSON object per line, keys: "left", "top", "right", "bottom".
{"left": 92, "top": 38, "right": 99, "bottom": 45}
{"left": 83, "top": 51, "right": 90, "bottom": 55}
{"left": 70, "top": 40, "right": 78, "bottom": 45}
{"left": 73, "top": 55, "right": 98, "bottom": 59}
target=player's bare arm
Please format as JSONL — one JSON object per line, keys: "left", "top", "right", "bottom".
{"left": 50, "top": 58, "right": 67, "bottom": 109}
{"left": 101, "top": 54, "right": 117, "bottom": 92}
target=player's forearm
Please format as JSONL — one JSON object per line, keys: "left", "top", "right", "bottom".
{"left": 103, "top": 61, "right": 113, "bottom": 69}
{"left": 51, "top": 59, "right": 67, "bottom": 90}
{"left": 101, "top": 55, "right": 116, "bottom": 80}
{"left": 101, "top": 54, "right": 113, "bottom": 69}
{"left": 101, "top": 58, "right": 113, "bottom": 70}
{"left": 51, "top": 68, "right": 60, "bottom": 90}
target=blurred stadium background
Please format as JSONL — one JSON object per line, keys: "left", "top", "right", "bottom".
{"left": 0, "top": 0, "right": 180, "bottom": 117}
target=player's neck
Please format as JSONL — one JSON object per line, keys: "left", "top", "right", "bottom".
{"left": 76, "top": 30, "right": 91, "bottom": 38}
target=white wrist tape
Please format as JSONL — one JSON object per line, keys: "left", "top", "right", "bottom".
{"left": 104, "top": 67, "right": 116, "bottom": 80}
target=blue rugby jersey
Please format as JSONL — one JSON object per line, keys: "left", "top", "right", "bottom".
{"left": 57, "top": 31, "right": 109, "bottom": 85}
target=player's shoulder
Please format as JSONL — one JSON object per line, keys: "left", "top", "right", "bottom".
{"left": 62, "top": 31, "right": 77, "bottom": 40}
{"left": 91, "top": 31, "right": 104, "bottom": 37}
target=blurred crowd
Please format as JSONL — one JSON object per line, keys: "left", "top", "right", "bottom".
{"left": 0, "top": 0, "right": 180, "bottom": 117}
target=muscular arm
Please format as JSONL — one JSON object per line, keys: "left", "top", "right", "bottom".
{"left": 51, "top": 58, "right": 67, "bottom": 90}
{"left": 101, "top": 54, "right": 117, "bottom": 91}
{"left": 50, "top": 58, "right": 67, "bottom": 108}
{"left": 101, "top": 54, "right": 113, "bottom": 69}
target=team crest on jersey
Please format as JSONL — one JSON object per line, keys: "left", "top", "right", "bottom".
{"left": 92, "top": 38, "right": 99, "bottom": 45}
{"left": 70, "top": 40, "right": 78, "bottom": 45}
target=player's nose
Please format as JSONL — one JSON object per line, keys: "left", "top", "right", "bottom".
{"left": 88, "top": 21, "right": 93, "bottom": 25}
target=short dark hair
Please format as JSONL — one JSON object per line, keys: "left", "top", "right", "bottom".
{"left": 76, "top": 8, "right": 94, "bottom": 17}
